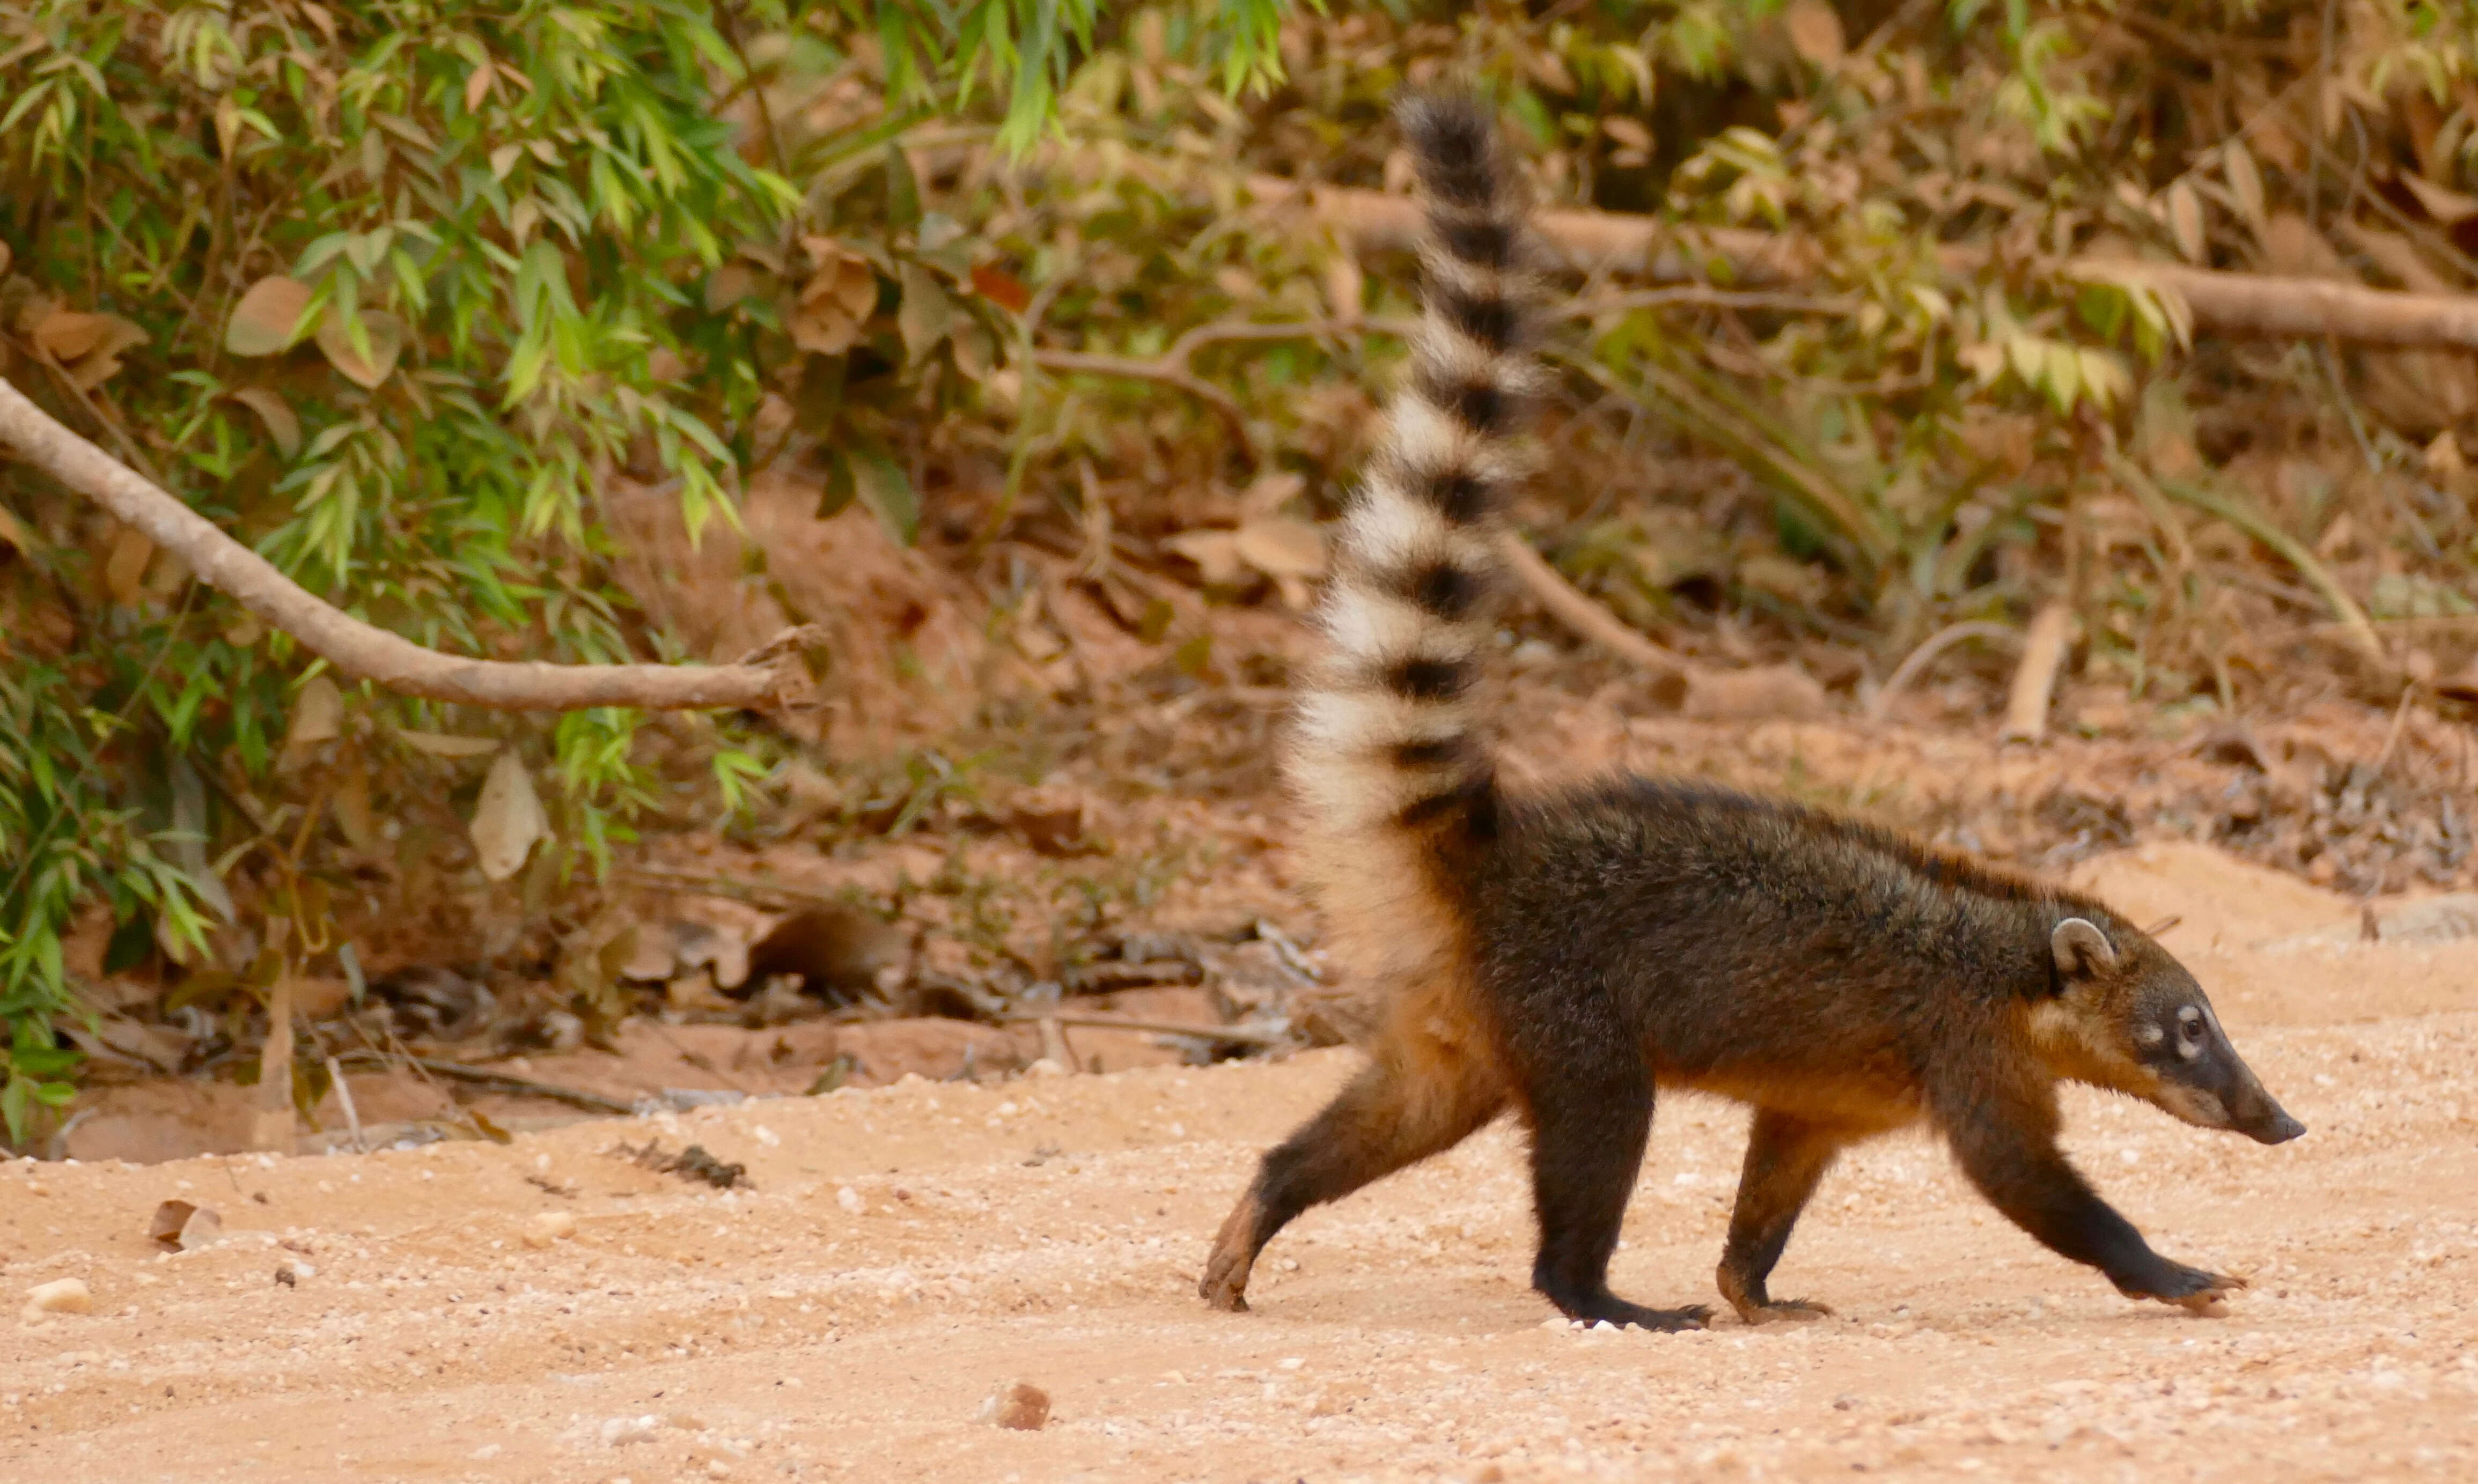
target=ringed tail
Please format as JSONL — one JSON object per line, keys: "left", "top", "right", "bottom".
{"left": 1286, "top": 93, "right": 1543, "bottom": 849}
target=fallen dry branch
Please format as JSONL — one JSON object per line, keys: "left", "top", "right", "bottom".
{"left": 1998, "top": 603, "right": 2074, "bottom": 744}
{"left": 1001, "top": 1011, "right": 1289, "bottom": 1047}
{"left": 0, "top": 376, "right": 814, "bottom": 712}
{"left": 615, "top": 865, "right": 873, "bottom": 917}
{"left": 1494, "top": 530, "right": 1692, "bottom": 680}
{"left": 1251, "top": 177, "right": 2478, "bottom": 352}
{"left": 334, "top": 1051, "right": 638, "bottom": 1116}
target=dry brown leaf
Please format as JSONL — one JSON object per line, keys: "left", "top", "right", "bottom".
{"left": 2400, "top": 173, "right": 2478, "bottom": 226}
{"left": 464, "top": 60, "right": 494, "bottom": 112}
{"left": 333, "top": 761, "right": 379, "bottom": 853}
{"left": 1163, "top": 528, "right": 1246, "bottom": 586}
{"left": 32, "top": 308, "right": 113, "bottom": 362}
{"left": 2165, "top": 180, "right": 2206, "bottom": 262}
{"left": 1232, "top": 514, "right": 1327, "bottom": 580}
{"left": 897, "top": 260, "right": 953, "bottom": 364}
{"left": 2223, "top": 141, "right": 2266, "bottom": 232}
{"left": 2426, "top": 431, "right": 2466, "bottom": 476}
{"left": 316, "top": 308, "right": 404, "bottom": 389}
{"left": 791, "top": 238, "right": 879, "bottom": 355}
{"left": 229, "top": 387, "right": 302, "bottom": 458}
{"left": 285, "top": 674, "right": 343, "bottom": 749}
{"left": 225, "top": 276, "right": 314, "bottom": 357}
{"left": 35, "top": 309, "right": 147, "bottom": 388}
{"left": 1783, "top": 0, "right": 1845, "bottom": 65}
{"left": 104, "top": 524, "right": 155, "bottom": 606}
{"left": 469, "top": 749, "right": 547, "bottom": 881}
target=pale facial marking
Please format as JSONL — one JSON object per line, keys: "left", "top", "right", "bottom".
{"left": 2175, "top": 1004, "right": 2205, "bottom": 1061}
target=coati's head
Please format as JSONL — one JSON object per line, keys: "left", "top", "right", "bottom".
{"left": 2036, "top": 914, "right": 2305, "bottom": 1146}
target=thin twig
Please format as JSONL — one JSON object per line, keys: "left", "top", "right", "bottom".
{"left": 1030, "top": 349, "right": 1256, "bottom": 458}
{"left": 333, "top": 1051, "right": 638, "bottom": 1116}
{"left": 324, "top": 1054, "right": 365, "bottom": 1154}
{"left": 1867, "top": 621, "right": 2023, "bottom": 722}
{"left": 1001, "top": 1012, "right": 1288, "bottom": 1047}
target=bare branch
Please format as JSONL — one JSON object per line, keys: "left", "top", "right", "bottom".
{"left": 1255, "top": 177, "right": 2478, "bottom": 352}
{"left": 1492, "top": 531, "right": 1691, "bottom": 680}
{"left": 1030, "top": 349, "right": 1256, "bottom": 457}
{"left": 0, "top": 375, "right": 811, "bottom": 712}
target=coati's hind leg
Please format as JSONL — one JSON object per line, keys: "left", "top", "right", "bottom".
{"left": 1717, "top": 1110, "right": 1842, "bottom": 1324}
{"left": 1200, "top": 1033, "right": 1504, "bottom": 1312}
{"left": 1521, "top": 1058, "right": 1711, "bottom": 1332}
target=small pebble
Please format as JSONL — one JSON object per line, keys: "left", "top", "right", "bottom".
{"left": 22, "top": 1278, "right": 92, "bottom": 1320}
{"left": 523, "top": 1211, "right": 579, "bottom": 1249}
{"left": 599, "top": 1414, "right": 661, "bottom": 1447}
{"left": 982, "top": 1381, "right": 1050, "bottom": 1431}
{"left": 836, "top": 1187, "right": 864, "bottom": 1215}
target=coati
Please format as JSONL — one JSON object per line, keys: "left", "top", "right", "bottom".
{"left": 1199, "top": 95, "right": 2305, "bottom": 1331}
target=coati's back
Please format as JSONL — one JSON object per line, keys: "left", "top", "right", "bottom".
{"left": 1477, "top": 777, "right": 2121, "bottom": 1099}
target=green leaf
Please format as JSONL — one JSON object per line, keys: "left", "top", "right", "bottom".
{"left": 884, "top": 143, "right": 921, "bottom": 230}
{"left": 851, "top": 449, "right": 918, "bottom": 547}
{"left": 2, "top": 1076, "right": 30, "bottom": 1145}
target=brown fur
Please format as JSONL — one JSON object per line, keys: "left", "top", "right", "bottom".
{"left": 1201, "top": 97, "right": 2304, "bottom": 1332}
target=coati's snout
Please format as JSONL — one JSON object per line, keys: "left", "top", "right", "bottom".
{"left": 2047, "top": 917, "right": 2306, "bottom": 1146}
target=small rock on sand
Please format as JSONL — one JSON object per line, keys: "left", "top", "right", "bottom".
{"left": 981, "top": 1381, "right": 1050, "bottom": 1430}
{"left": 523, "top": 1210, "right": 578, "bottom": 1249}
{"left": 23, "top": 1278, "right": 92, "bottom": 1320}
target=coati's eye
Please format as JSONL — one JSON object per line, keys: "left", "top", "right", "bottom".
{"left": 2174, "top": 1005, "right": 2205, "bottom": 1059}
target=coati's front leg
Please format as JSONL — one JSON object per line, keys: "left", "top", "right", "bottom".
{"left": 1201, "top": 1051, "right": 1505, "bottom": 1312}
{"left": 1942, "top": 1084, "right": 2244, "bottom": 1312}
{"left": 1523, "top": 1061, "right": 1711, "bottom": 1332}
{"left": 1716, "top": 1109, "right": 1842, "bottom": 1323}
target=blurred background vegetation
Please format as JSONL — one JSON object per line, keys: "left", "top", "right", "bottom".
{"left": 5, "top": 0, "right": 2477, "bottom": 1138}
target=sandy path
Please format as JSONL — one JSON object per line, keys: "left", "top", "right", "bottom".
{"left": 3, "top": 848, "right": 2475, "bottom": 1483}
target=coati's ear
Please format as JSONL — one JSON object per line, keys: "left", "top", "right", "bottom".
{"left": 2050, "top": 917, "right": 2118, "bottom": 980}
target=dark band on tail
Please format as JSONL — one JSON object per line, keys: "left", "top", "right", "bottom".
{"left": 1284, "top": 94, "right": 1542, "bottom": 843}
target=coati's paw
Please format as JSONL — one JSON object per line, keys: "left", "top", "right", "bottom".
{"left": 1199, "top": 1195, "right": 1264, "bottom": 1312}
{"left": 1715, "top": 1265, "right": 1832, "bottom": 1324}
{"left": 1197, "top": 1247, "right": 1253, "bottom": 1312}
{"left": 1739, "top": 1298, "right": 1835, "bottom": 1325}
{"left": 2119, "top": 1263, "right": 2247, "bottom": 1313}
{"left": 1584, "top": 1300, "right": 1712, "bottom": 1333}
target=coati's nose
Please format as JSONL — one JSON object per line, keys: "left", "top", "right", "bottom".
{"left": 2247, "top": 1108, "right": 2306, "bottom": 1145}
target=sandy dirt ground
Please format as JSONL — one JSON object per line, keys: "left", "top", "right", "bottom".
{"left": 4, "top": 842, "right": 2475, "bottom": 1484}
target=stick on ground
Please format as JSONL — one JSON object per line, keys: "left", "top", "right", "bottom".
{"left": 1999, "top": 603, "right": 2075, "bottom": 744}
